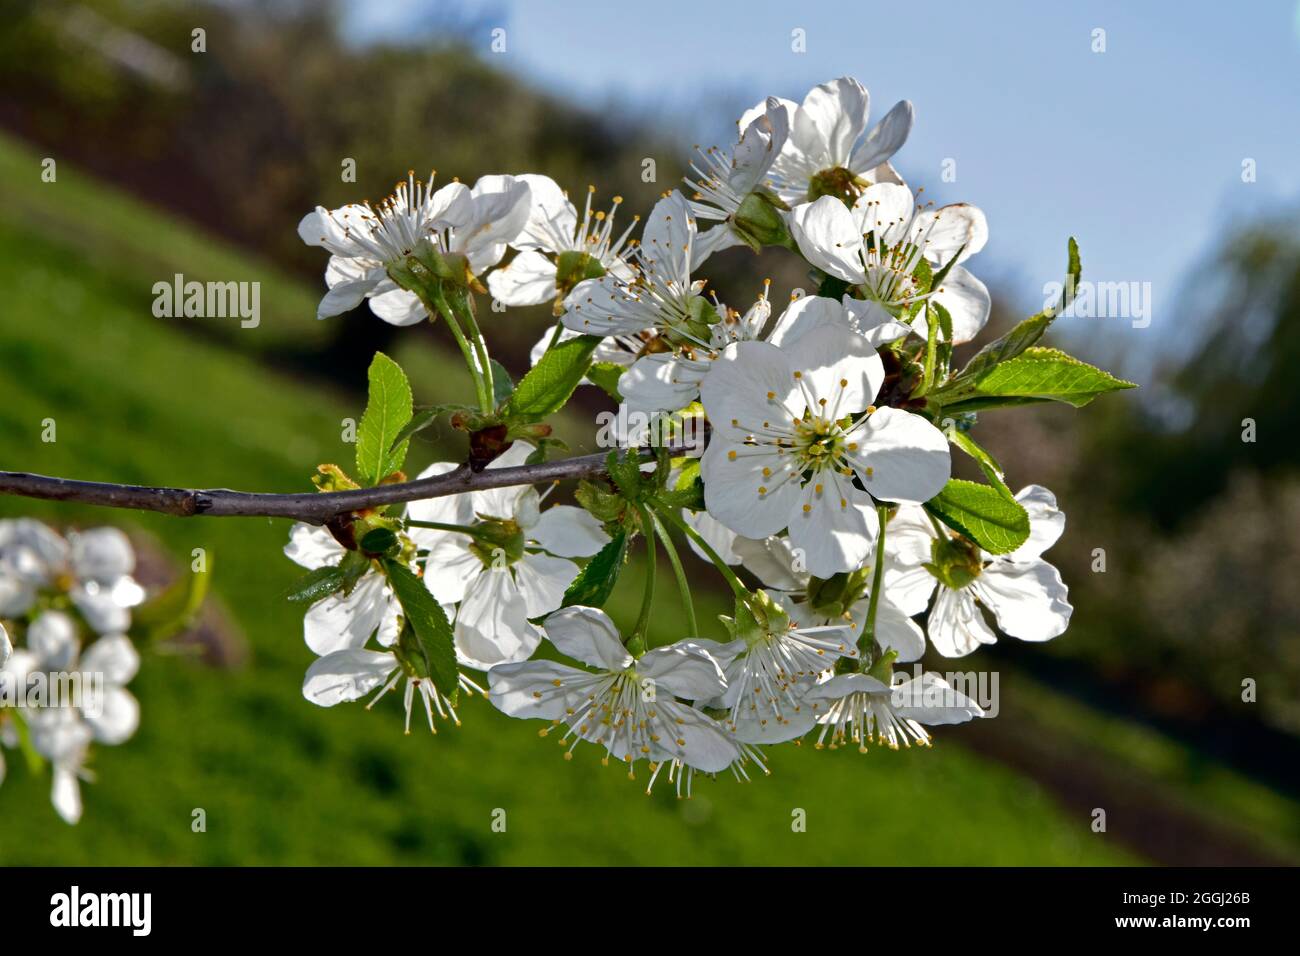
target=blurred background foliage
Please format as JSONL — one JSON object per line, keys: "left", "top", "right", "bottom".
{"left": 0, "top": 0, "right": 1297, "bottom": 864}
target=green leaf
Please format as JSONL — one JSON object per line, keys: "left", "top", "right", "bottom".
{"left": 383, "top": 560, "right": 458, "bottom": 697}
{"left": 605, "top": 449, "right": 643, "bottom": 501}
{"left": 356, "top": 352, "right": 413, "bottom": 485}
{"left": 956, "top": 237, "right": 1081, "bottom": 381}
{"left": 961, "top": 347, "right": 1137, "bottom": 408}
{"left": 490, "top": 358, "right": 515, "bottom": 407}
{"left": 505, "top": 334, "right": 602, "bottom": 420}
{"left": 285, "top": 565, "right": 350, "bottom": 603}
{"left": 585, "top": 361, "right": 626, "bottom": 401}
{"left": 390, "top": 405, "right": 464, "bottom": 452}
{"left": 923, "top": 478, "right": 1030, "bottom": 555}
{"left": 131, "top": 556, "right": 213, "bottom": 641}
{"left": 945, "top": 428, "right": 1011, "bottom": 496}
{"left": 562, "top": 530, "right": 629, "bottom": 608}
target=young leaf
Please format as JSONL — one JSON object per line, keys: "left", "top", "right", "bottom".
{"left": 562, "top": 530, "right": 629, "bottom": 608}
{"left": 946, "top": 428, "right": 1012, "bottom": 497}
{"left": 923, "top": 478, "right": 1030, "bottom": 555}
{"left": 505, "top": 334, "right": 602, "bottom": 420}
{"left": 356, "top": 353, "right": 413, "bottom": 485}
{"left": 286, "top": 565, "right": 351, "bottom": 603}
{"left": 958, "top": 347, "right": 1137, "bottom": 408}
{"left": 383, "top": 560, "right": 459, "bottom": 697}
{"left": 956, "top": 237, "right": 1080, "bottom": 381}
{"left": 490, "top": 358, "right": 515, "bottom": 407}
{"left": 585, "top": 362, "right": 626, "bottom": 401}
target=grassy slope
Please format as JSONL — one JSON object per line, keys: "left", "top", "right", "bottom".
{"left": 0, "top": 135, "right": 1132, "bottom": 864}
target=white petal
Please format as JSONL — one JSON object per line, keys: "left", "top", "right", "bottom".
{"left": 542, "top": 606, "right": 632, "bottom": 671}
{"left": 927, "top": 587, "right": 996, "bottom": 657}
{"left": 892, "top": 672, "right": 985, "bottom": 724}
{"left": 455, "top": 570, "right": 542, "bottom": 669}
{"left": 488, "top": 659, "right": 588, "bottom": 719}
{"left": 28, "top": 611, "right": 79, "bottom": 670}
{"left": 638, "top": 191, "right": 696, "bottom": 285}
{"left": 1006, "top": 485, "right": 1066, "bottom": 562}
{"left": 69, "top": 528, "right": 134, "bottom": 581}
{"left": 316, "top": 276, "right": 378, "bottom": 319}
{"left": 698, "top": 340, "right": 798, "bottom": 436}
{"left": 701, "top": 437, "right": 801, "bottom": 539}
{"left": 683, "top": 510, "right": 742, "bottom": 566}
{"left": 790, "top": 196, "right": 866, "bottom": 283}
{"left": 530, "top": 506, "right": 610, "bottom": 558}
{"left": 80, "top": 634, "right": 139, "bottom": 686}
{"left": 84, "top": 686, "right": 139, "bottom": 744}
{"left": 638, "top": 642, "right": 727, "bottom": 700}
{"left": 654, "top": 701, "right": 743, "bottom": 772}
{"left": 691, "top": 224, "right": 745, "bottom": 268}
{"left": 849, "top": 99, "right": 913, "bottom": 174}
{"left": 851, "top": 182, "right": 916, "bottom": 246}
{"left": 974, "top": 560, "right": 1072, "bottom": 642}
{"left": 284, "top": 523, "right": 345, "bottom": 570}
{"left": 620, "top": 353, "right": 702, "bottom": 413}
{"left": 794, "top": 76, "right": 869, "bottom": 166}
{"left": 874, "top": 598, "right": 926, "bottom": 663}
{"left": 912, "top": 203, "right": 989, "bottom": 263}
{"left": 367, "top": 287, "right": 427, "bottom": 326}
{"left": 512, "top": 552, "right": 578, "bottom": 618}
{"left": 849, "top": 407, "right": 951, "bottom": 504}
{"left": 51, "top": 764, "right": 83, "bottom": 824}
{"left": 512, "top": 174, "right": 577, "bottom": 252}
{"left": 302, "top": 649, "right": 396, "bottom": 706}
{"left": 303, "top": 572, "right": 393, "bottom": 655}
{"left": 786, "top": 475, "right": 878, "bottom": 578}
{"left": 487, "top": 249, "right": 558, "bottom": 306}
{"left": 779, "top": 321, "right": 884, "bottom": 412}
{"left": 913, "top": 265, "right": 990, "bottom": 344}
{"left": 731, "top": 534, "right": 807, "bottom": 590}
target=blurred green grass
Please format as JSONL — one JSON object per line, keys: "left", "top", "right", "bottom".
{"left": 0, "top": 136, "right": 1134, "bottom": 864}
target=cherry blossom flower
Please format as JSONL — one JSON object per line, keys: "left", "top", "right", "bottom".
{"left": 487, "top": 606, "right": 743, "bottom": 780}
{"left": 299, "top": 172, "right": 532, "bottom": 323}
{"left": 410, "top": 444, "right": 610, "bottom": 671}
{"left": 488, "top": 176, "right": 637, "bottom": 311}
{"left": 699, "top": 321, "right": 950, "bottom": 577}
{"left": 790, "top": 183, "right": 990, "bottom": 342}
{"left": 0, "top": 521, "right": 144, "bottom": 636}
{"left": 805, "top": 671, "right": 985, "bottom": 752}
{"left": 741, "top": 77, "right": 913, "bottom": 205}
{"left": 884, "top": 486, "right": 1073, "bottom": 657}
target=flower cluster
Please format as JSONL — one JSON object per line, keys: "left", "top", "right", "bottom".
{"left": 0, "top": 519, "right": 145, "bottom": 823}
{"left": 289, "top": 76, "right": 1131, "bottom": 794}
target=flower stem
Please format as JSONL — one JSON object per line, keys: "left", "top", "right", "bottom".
{"left": 857, "top": 503, "right": 891, "bottom": 657}
{"left": 405, "top": 518, "right": 493, "bottom": 542}
{"left": 650, "top": 510, "right": 698, "bottom": 638}
{"left": 654, "top": 505, "right": 746, "bottom": 598}
{"left": 423, "top": 285, "right": 491, "bottom": 413}
{"left": 449, "top": 291, "right": 495, "bottom": 409}
{"left": 628, "top": 505, "right": 657, "bottom": 656}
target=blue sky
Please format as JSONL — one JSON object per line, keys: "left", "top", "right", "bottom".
{"left": 344, "top": 0, "right": 1300, "bottom": 367}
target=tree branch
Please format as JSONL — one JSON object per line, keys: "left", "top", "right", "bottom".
{"left": 0, "top": 449, "right": 644, "bottom": 525}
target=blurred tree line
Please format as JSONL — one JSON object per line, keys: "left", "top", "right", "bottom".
{"left": 2, "top": 0, "right": 1296, "bottom": 744}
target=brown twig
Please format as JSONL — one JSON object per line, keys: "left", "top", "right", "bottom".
{"left": 0, "top": 448, "right": 649, "bottom": 525}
